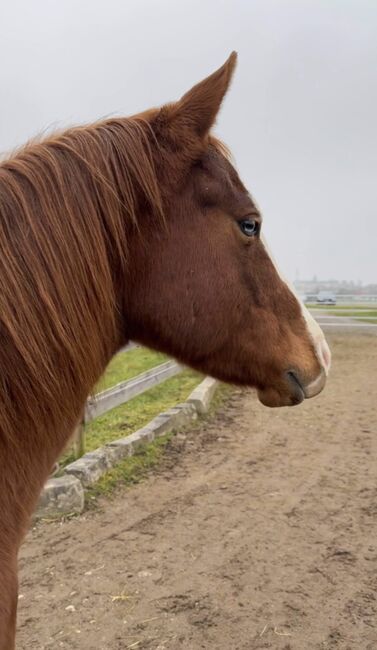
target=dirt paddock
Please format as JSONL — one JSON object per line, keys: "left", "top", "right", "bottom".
{"left": 18, "top": 331, "right": 377, "bottom": 649}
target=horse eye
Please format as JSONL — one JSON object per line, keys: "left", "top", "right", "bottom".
{"left": 238, "top": 219, "right": 259, "bottom": 237}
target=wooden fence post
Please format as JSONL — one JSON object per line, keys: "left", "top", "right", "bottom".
{"left": 72, "top": 417, "right": 86, "bottom": 459}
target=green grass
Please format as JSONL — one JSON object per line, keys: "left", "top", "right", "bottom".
{"left": 62, "top": 367, "right": 203, "bottom": 467}
{"left": 85, "top": 431, "right": 174, "bottom": 502}
{"left": 85, "top": 369, "right": 202, "bottom": 449}
{"left": 327, "top": 309, "right": 377, "bottom": 319}
{"left": 306, "top": 304, "right": 377, "bottom": 323}
{"left": 307, "top": 303, "right": 377, "bottom": 310}
{"left": 85, "top": 381, "right": 233, "bottom": 504}
{"left": 95, "top": 346, "right": 167, "bottom": 392}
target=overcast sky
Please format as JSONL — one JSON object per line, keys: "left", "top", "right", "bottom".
{"left": 1, "top": 0, "right": 376, "bottom": 284}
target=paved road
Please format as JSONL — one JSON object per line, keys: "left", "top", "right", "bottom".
{"left": 310, "top": 311, "right": 377, "bottom": 329}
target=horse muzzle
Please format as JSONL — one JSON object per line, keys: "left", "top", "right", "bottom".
{"left": 257, "top": 366, "right": 327, "bottom": 408}
{"left": 286, "top": 367, "right": 327, "bottom": 400}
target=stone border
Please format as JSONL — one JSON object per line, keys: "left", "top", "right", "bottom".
{"left": 187, "top": 377, "right": 217, "bottom": 414}
{"left": 36, "top": 377, "right": 218, "bottom": 519}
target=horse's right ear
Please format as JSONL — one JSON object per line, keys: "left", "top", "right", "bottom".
{"left": 158, "top": 52, "right": 237, "bottom": 141}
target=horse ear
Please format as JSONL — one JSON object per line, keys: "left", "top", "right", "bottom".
{"left": 163, "top": 52, "right": 237, "bottom": 139}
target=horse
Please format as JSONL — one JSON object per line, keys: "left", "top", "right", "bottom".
{"left": 0, "top": 52, "right": 330, "bottom": 648}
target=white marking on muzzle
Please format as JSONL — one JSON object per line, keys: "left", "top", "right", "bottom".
{"left": 261, "top": 234, "right": 331, "bottom": 376}
{"left": 299, "top": 303, "right": 331, "bottom": 375}
{"left": 303, "top": 367, "right": 326, "bottom": 398}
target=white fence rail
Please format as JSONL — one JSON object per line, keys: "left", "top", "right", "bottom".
{"left": 85, "top": 360, "right": 182, "bottom": 423}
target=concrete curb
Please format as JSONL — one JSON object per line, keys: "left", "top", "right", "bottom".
{"left": 36, "top": 377, "right": 218, "bottom": 518}
{"left": 64, "top": 402, "right": 197, "bottom": 487}
{"left": 35, "top": 475, "right": 85, "bottom": 519}
{"left": 187, "top": 377, "right": 218, "bottom": 414}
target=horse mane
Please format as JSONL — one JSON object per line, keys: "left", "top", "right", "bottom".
{"left": 0, "top": 117, "right": 163, "bottom": 460}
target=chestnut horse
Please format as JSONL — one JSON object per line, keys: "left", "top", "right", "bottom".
{"left": 0, "top": 53, "right": 330, "bottom": 648}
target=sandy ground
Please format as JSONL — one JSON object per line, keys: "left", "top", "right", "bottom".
{"left": 17, "top": 331, "right": 377, "bottom": 650}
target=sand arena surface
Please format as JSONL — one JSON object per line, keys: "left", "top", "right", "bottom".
{"left": 18, "top": 332, "right": 377, "bottom": 649}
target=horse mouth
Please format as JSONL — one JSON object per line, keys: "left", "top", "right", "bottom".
{"left": 257, "top": 382, "right": 305, "bottom": 408}
{"left": 286, "top": 368, "right": 327, "bottom": 403}
{"left": 257, "top": 367, "right": 326, "bottom": 408}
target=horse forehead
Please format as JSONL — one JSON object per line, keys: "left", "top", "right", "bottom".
{"left": 204, "top": 151, "right": 250, "bottom": 198}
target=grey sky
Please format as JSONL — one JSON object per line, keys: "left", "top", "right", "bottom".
{"left": 1, "top": 0, "right": 376, "bottom": 283}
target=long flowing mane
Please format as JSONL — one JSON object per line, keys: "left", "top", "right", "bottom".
{"left": 0, "top": 118, "right": 162, "bottom": 462}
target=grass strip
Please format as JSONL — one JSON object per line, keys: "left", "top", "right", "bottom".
{"left": 96, "top": 347, "right": 167, "bottom": 392}
{"left": 62, "top": 369, "right": 203, "bottom": 466}
{"left": 85, "top": 382, "right": 233, "bottom": 505}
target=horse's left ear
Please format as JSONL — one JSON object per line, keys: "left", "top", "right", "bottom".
{"left": 162, "top": 52, "right": 237, "bottom": 140}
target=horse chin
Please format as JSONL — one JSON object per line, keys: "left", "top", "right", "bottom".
{"left": 257, "top": 384, "right": 305, "bottom": 408}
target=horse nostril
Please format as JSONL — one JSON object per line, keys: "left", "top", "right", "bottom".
{"left": 286, "top": 369, "right": 303, "bottom": 390}
{"left": 286, "top": 367, "right": 327, "bottom": 400}
{"left": 285, "top": 370, "right": 305, "bottom": 404}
